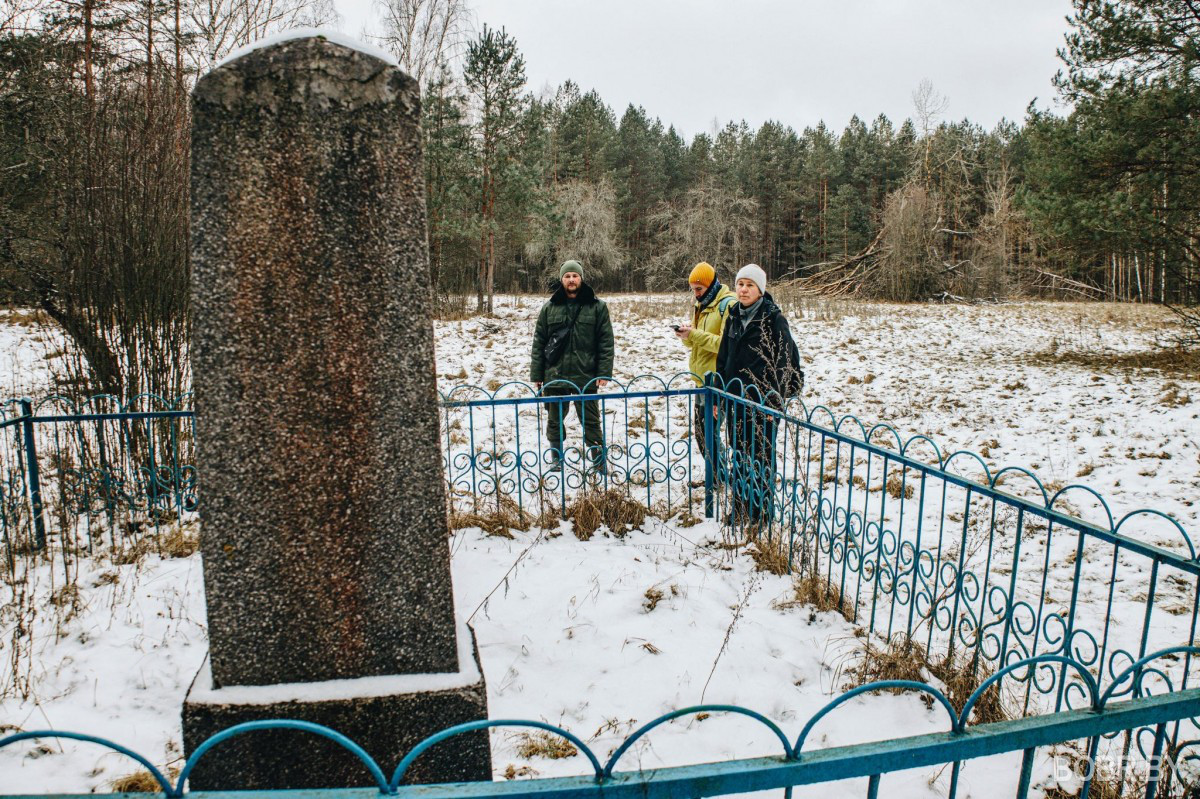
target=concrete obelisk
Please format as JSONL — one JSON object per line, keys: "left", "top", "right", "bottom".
{"left": 182, "top": 33, "right": 490, "bottom": 789}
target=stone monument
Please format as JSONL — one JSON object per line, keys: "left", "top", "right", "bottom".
{"left": 182, "top": 32, "right": 490, "bottom": 789}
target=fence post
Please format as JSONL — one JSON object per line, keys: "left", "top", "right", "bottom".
{"left": 703, "top": 376, "right": 715, "bottom": 520}
{"left": 19, "top": 400, "right": 47, "bottom": 551}
{"left": 96, "top": 418, "right": 117, "bottom": 537}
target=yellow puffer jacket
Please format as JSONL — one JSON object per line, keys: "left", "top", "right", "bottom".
{"left": 684, "top": 284, "right": 736, "bottom": 385}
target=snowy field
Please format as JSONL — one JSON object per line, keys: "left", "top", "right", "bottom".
{"left": 2, "top": 297, "right": 1198, "bottom": 796}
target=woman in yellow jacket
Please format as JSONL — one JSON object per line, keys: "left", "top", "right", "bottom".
{"left": 674, "top": 262, "right": 736, "bottom": 456}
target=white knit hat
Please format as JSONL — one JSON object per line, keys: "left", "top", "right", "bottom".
{"left": 736, "top": 263, "right": 767, "bottom": 294}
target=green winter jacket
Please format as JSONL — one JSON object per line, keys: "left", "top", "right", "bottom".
{"left": 530, "top": 283, "right": 615, "bottom": 389}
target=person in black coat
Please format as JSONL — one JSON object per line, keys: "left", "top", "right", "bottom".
{"left": 715, "top": 264, "right": 803, "bottom": 530}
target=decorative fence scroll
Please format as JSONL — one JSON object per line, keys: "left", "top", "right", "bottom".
{"left": 3, "top": 654, "right": 1200, "bottom": 797}
{"left": 3, "top": 376, "right": 1199, "bottom": 795}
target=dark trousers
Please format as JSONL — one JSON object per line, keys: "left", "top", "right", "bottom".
{"left": 725, "top": 404, "right": 778, "bottom": 525}
{"left": 693, "top": 395, "right": 712, "bottom": 458}
{"left": 543, "top": 384, "right": 604, "bottom": 461}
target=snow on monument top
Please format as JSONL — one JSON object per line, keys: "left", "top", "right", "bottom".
{"left": 212, "top": 27, "right": 399, "bottom": 73}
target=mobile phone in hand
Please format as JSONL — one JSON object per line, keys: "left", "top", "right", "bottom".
{"left": 671, "top": 324, "right": 681, "bottom": 332}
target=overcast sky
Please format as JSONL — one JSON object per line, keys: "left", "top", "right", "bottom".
{"left": 334, "top": 0, "right": 1075, "bottom": 139}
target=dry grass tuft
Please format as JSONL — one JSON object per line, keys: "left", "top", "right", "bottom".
{"left": 886, "top": 474, "right": 915, "bottom": 500}
{"left": 107, "top": 522, "right": 198, "bottom": 564}
{"left": 1039, "top": 345, "right": 1200, "bottom": 378}
{"left": 567, "top": 491, "right": 646, "bottom": 540}
{"left": 449, "top": 511, "right": 518, "bottom": 538}
{"left": 110, "top": 536, "right": 154, "bottom": 566}
{"left": 747, "top": 536, "right": 791, "bottom": 575}
{"left": 49, "top": 583, "right": 80, "bottom": 609}
{"left": 449, "top": 493, "right": 540, "bottom": 538}
{"left": 514, "top": 731, "right": 578, "bottom": 760}
{"left": 775, "top": 575, "right": 854, "bottom": 622}
{"left": 842, "top": 636, "right": 1009, "bottom": 724}
{"left": 502, "top": 764, "right": 539, "bottom": 779}
{"left": 109, "top": 770, "right": 167, "bottom": 792}
{"left": 159, "top": 524, "right": 199, "bottom": 559}
{"left": 1160, "top": 381, "right": 1193, "bottom": 408}
{"left": 0, "top": 308, "right": 50, "bottom": 327}
{"left": 643, "top": 587, "right": 665, "bottom": 612}
{"left": 432, "top": 294, "right": 477, "bottom": 320}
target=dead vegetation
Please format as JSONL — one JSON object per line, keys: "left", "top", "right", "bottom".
{"left": 109, "top": 766, "right": 177, "bottom": 793}
{"left": 448, "top": 492, "right": 558, "bottom": 538}
{"left": 502, "top": 764, "right": 539, "bottom": 779}
{"left": 747, "top": 536, "right": 791, "bottom": 575}
{"left": 773, "top": 574, "right": 855, "bottom": 623}
{"left": 109, "top": 522, "right": 199, "bottom": 565}
{"left": 1042, "top": 741, "right": 1170, "bottom": 799}
{"left": 1035, "top": 344, "right": 1200, "bottom": 379}
{"left": 840, "top": 636, "right": 1009, "bottom": 724}
{"left": 886, "top": 473, "right": 915, "bottom": 500}
{"left": 513, "top": 731, "right": 579, "bottom": 760}
{"left": 0, "top": 308, "right": 50, "bottom": 327}
{"left": 566, "top": 490, "right": 647, "bottom": 540}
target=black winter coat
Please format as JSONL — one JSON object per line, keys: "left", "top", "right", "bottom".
{"left": 530, "top": 283, "right": 615, "bottom": 388}
{"left": 715, "top": 293, "right": 802, "bottom": 402}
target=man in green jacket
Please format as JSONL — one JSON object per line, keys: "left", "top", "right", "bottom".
{"left": 530, "top": 260, "right": 615, "bottom": 471}
{"left": 674, "top": 261, "right": 735, "bottom": 456}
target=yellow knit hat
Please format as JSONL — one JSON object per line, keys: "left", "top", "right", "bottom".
{"left": 688, "top": 262, "right": 715, "bottom": 287}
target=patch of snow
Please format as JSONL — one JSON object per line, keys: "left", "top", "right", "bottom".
{"left": 212, "top": 28, "right": 399, "bottom": 73}
{"left": 185, "top": 619, "right": 481, "bottom": 705}
{"left": 3, "top": 297, "right": 1197, "bottom": 797}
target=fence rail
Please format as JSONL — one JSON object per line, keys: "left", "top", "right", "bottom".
{"left": 3, "top": 377, "right": 1199, "bottom": 796}
{"left": 3, "top": 654, "right": 1200, "bottom": 798}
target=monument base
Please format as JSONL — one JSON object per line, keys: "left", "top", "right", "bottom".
{"left": 182, "top": 621, "right": 491, "bottom": 790}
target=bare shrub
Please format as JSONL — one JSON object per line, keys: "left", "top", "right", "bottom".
{"left": 525, "top": 179, "right": 624, "bottom": 286}
{"left": 643, "top": 179, "right": 759, "bottom": 290}
{"left": 373, "top": 0, "right": 470, "bottom": 86}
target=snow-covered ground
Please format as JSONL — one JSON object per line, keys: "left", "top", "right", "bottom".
{"left": 433, "top": 296, "right": 1199, "bottom": 536}
{"left": 0, "top": 310, "right": 63, "bottom": 402}
{"left": 2, "top": 297, "right": 1198, "bottom": 796}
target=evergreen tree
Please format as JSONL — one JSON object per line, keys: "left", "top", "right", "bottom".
{"left": 554, "top": 83, "right": 617, "bottom": 185}
{"left": 423, "top": 64, "right": 474, "bottom": 297}
{"left": 1021, "top": 0, "right": 1200, "bottom": 307}
{"left": 612, "top": 104, "right": 665, "bottom": 289}
{"left": 463, "top": 24, "right": 528, "bottom": 312}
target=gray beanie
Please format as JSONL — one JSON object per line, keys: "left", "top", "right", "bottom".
{"left": 736, "top": 263, "right": 767, "bottom": 294}
{"left": 559, "top": 260, "right": 583, "bottom": 281}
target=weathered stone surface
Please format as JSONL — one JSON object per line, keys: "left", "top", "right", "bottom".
{"left": 190, "top": 36, "right": 456, "bottom": 687}
{"left": 182, "top": 627, "right": 490, "bottom": 789}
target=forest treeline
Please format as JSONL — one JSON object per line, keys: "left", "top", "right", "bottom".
{"left": 0, "top": 0, "right": 1197, "bottom": 400}
{"left": 426, "top": 4, "right": 1199, "bottom": 312}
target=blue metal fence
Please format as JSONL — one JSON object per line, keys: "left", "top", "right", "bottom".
{"left": 3, "top": 653, "right": 1200, "bottom": 797}
{"left": 2, "top": 376, "right": 1198, "bottom": 796}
